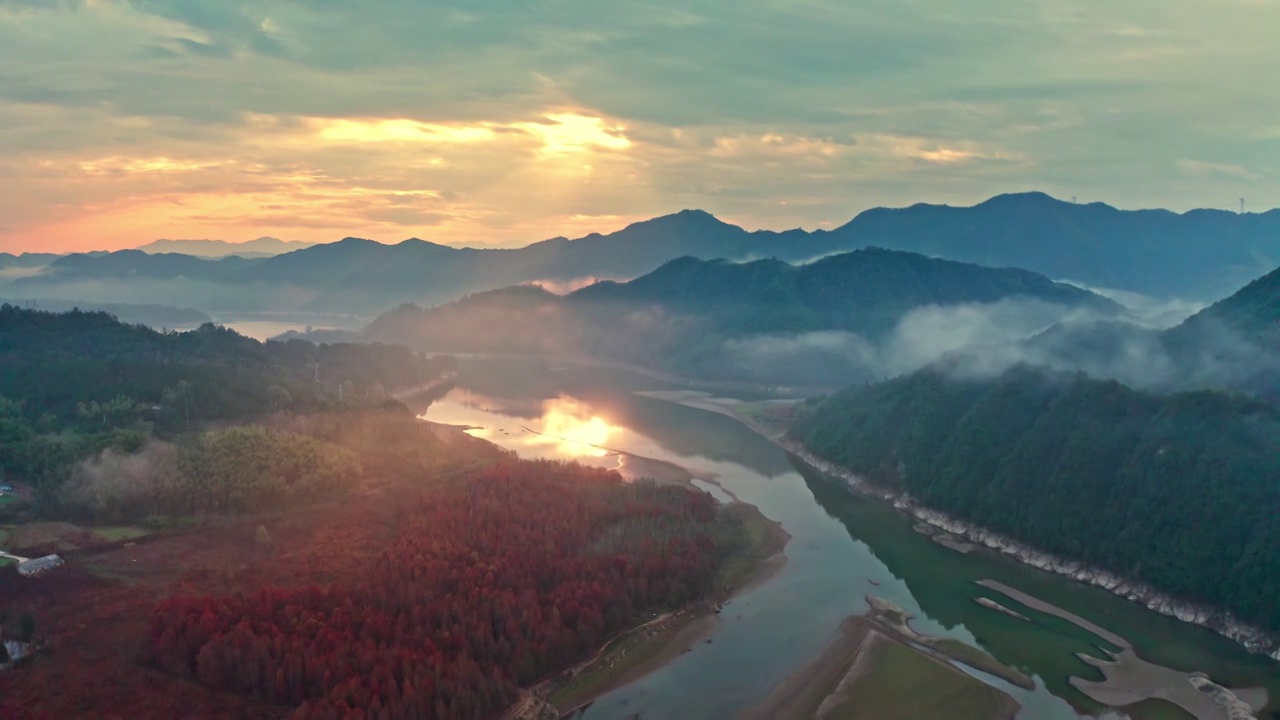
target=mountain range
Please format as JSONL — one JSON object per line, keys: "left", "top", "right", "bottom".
{"left": 133, "top": 237, "right": 316, "bottom": 258}
{"left": 6, "top": 192, "right": 1278, "bottom": 317}
{"left": 356, "top": 247, "right": 1117, "bottom": 386}
{"left": 0, "top": 252, "right": 62, "bottom": 276}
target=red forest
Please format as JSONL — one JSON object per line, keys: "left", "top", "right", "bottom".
{"left": 142, "top": 461, "right": 731, "bottom": 720}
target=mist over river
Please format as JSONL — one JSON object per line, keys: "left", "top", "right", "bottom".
{"left": 420, "top": 357, "right": 1279, "bottom": 720}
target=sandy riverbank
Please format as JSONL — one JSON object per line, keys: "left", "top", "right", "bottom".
{"left": 738, "top": 616, "right": 879, "bottom": 720}
{"left": 740, "top": 613, "right": 1021, "bottom": 720}
{"left": 979, "top": 581, "right": 1267, "bottom": 720}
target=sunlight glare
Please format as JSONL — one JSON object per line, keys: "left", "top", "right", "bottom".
{"left": 517, "top": 113, "right": 632, "bottom": 155}
{"left": 535, "top": 397, "right": 615, "bottom": 457}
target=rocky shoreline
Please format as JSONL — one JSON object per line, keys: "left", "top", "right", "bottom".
{"left": 781, "top": 441, "right": 1280, "bottom": 661}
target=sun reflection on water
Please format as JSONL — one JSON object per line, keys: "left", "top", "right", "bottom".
{"left": 532, "top": 397, "right": 615, "bottom": 457}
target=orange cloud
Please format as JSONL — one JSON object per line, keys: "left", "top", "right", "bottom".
{"left": 4, "top": 108, "right": 651, "bottom": 253}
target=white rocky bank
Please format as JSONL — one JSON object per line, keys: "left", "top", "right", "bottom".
{"left": 783, "top": 442, "right": 1280, "bottom": 661}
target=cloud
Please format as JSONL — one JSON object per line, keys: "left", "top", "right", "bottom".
{"left": 1, "top": 0, "right": 1279, "bottom": 251}
{"left": 721, "top": 299, "right": 1092, "bottom": 385}
{"left": 1176, "top": 159, "right": 1264, "bottom": 182}
{"left": 1061, "top": 283, "right": 1204, "bottom": 329}
{"left": 529, "top": 276, "right": 618, "bottom": 295}
{"left": 719, "top": 293, "right": 1274, "bottom": 392}
{"left": 724, "top": 331, "right": 881, "bottom": 385}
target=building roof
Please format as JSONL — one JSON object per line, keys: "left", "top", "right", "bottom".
{"left": 16, "top": 554, "right": 63, "bottom": 577}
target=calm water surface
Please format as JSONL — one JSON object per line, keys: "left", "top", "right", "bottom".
{"left": 420, "top": 358, "right": 1279, "bottom": 720}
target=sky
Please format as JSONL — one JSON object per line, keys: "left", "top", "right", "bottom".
{"left": 2, "top": 0, "right": 1278, "bottom": 254}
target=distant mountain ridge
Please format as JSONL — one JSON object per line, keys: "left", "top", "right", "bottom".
{"left": 9, "top": 192, "right": 1280, "bottom": 315}
{"left": 0, "top": 252, "right": 61, "bottom": 266}
{"left": 134, "top": 237, "right": 315, "bottom": 258}
{"left": 360, "top": 248, "right": 1117, "bottom": 386}
{"left": 841, "top": 192, "right": 1280, "bottom": 299}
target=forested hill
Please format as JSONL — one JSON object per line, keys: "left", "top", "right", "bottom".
{"left": 578, "top": 247, "right": 1114, "bottom": 335}
{"left": 1171, "top": 264, "right": 1280, "bottom": 346}
{"left": 0, "top": 304, "right": 454, "bottom": 427}
{"left": 363, "top": 248, "right": 1116, "bottom": 386}
{"left": 1147, "top": 264, "right": 1280, "bottom": 402}
{"left": 789, "top": 365, "right": 1280, "bottom": 634}
{"left": 0, "top": 304, "right": 459, "bottom": 517}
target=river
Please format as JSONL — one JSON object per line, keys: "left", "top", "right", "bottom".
{"left": 418, "top": 357, "right": 1279, "bottom": 720}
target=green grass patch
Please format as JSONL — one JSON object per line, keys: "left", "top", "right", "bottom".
{"left": 837, "top": 639, "right": 1018, "bottom": 719}
{"left": 92, "top": 526, "right": 152, "bottom": 543}
{"left": 0, "top": 556, "right": 16, "bottom": 568}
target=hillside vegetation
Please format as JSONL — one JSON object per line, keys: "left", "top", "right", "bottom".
{"left": 790, "top": 365, "right": 1280, "bottom": 633}
{"left": 0, "top": 305, "right": 457, "bottom": 518}
{"left": 144, "top": 462, "right": 744, "bottom": 720}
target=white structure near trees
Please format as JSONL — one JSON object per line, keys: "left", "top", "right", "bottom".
{"left": 16, "top": 554, "right": 63, "bottom": 576}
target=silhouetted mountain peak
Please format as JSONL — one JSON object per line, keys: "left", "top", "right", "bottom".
{"left": 624, "top": 209, "right": 736, "bottom": 234}
{"left": 395, "top": 238, "right": 454, "bottom": 251}
{"left": 976, "top": 191, "right": 1064, "bottom": 209}
{"left": 674, "top": 208, "right": 717, "bottom": 220}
